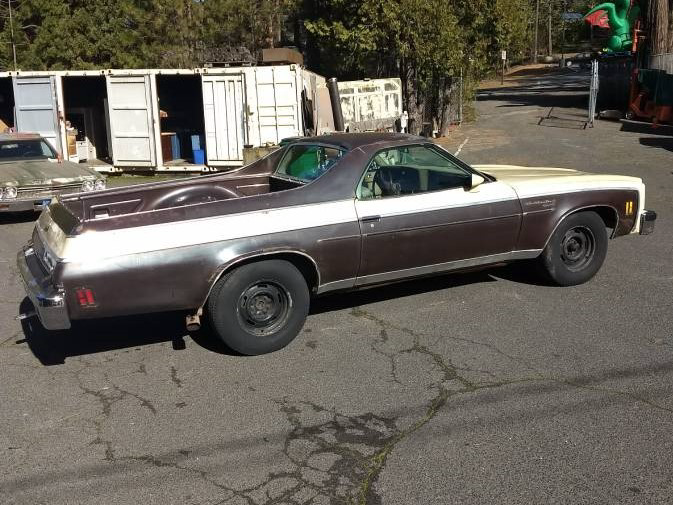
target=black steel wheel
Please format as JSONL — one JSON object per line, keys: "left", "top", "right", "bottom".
{"left": 538, "top": 211, "right": 608, "bottom": 286}
{"left": 208, "top": 260, "right": 310, "bottom": 355}
{"left": 560, "top": 226, "right": 596, "bottom": 272}
{"left": 237, "top": 281, "right": 291, "bottom": 336}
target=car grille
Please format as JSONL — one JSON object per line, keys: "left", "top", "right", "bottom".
{"left": 17, "top": 184, "right": 83, "bottom": 200}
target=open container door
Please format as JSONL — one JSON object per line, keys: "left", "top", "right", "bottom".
{"left": 105, "top": 74, "right": 157, "bottom": 168}
{"left": 255, "top": 66, "right": 301, "bottom": 145}
{"left": 201, "top": 74, "right": 245, "bottom": 167}
{"left": 13, "top": 76, "right": 62, "bottom": 154}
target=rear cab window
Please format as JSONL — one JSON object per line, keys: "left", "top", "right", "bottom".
{"left": 275, "top": 144, "right": 344, "bottom": 183}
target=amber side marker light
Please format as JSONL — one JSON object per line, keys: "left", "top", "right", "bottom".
{"left": 625, "top": 201, "right": 634, "bottom": 216}
{"left": 76, "top": 288, "right": 96, "bottom": 308}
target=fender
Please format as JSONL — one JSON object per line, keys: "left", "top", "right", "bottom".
{"left": 199, "top": 249, "right": 322, "bottom": 309}
{"left": 516, "top": 189, "right": 638, "bottom": 251}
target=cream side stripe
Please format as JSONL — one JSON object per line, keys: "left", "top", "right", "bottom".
{"left": 355, "top": 181, "right": 518, "bottom": 218}
{"left": 514, "top": 182, "right": 643, "bottom": 199}
{"left": 57, "top": 200, "right": 358, "bottom": 262}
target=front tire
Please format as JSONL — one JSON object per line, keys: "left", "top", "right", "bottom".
{"left": 207, "top": 260, "right": 310, "bottom": 355}
{"left": 538, "top": 211, "right": 608, "bottom": 286}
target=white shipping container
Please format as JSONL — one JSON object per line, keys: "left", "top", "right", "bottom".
{"left": 0, "top": 65, "right": 324, "bottom": 172}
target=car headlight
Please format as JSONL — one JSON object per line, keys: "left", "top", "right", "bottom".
{"left": 81, "top": 180, "right": 95, "bottom": 192}
{"left": 3, "top": 186, "right": 17, "bottom": 199}
{"left": 94, "top": 179, "right": 106, "bottom": 191}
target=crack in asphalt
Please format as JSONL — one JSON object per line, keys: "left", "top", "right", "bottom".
{"left": 170, "top": 365, "right": 183, "bottom": 388}
{"left": 346, "top": 306, "right": 546, "bottom": 503}
{"left": 559, "top": 379, "right": 673, "bottom": 414}
{"left": 0, "top": 331, "right": 21, "bottom": 347}
{"left": 8, "top": 304, "right": 667, "bottom": 504}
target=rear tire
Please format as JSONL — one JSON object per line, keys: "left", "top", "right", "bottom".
{"left": 538, "top": 211, "right": 608, "bottom": 286}
{"left": 207, "top": 260, "right": 310, "bottom": 355}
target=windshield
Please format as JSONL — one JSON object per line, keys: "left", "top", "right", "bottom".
{"left": 275, "top": 144, "right": 344, "bottom": 183}
{"left": 0, "top": 139, "right": 57, "bottom": 161}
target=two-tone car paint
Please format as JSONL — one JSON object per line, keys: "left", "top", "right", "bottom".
{"left": 18, "top": 133, "right": 653, "bottom": 331}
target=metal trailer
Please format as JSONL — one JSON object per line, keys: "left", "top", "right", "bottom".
{"left": 337, "top": 78, "right": 402, "bottom": 132}
{"left": 0, "top": 65, "right": 329, "bottom": 173}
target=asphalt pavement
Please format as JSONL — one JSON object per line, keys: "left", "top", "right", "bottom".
{"left": 1, "top": 69, "right": 672, "bottom": 504}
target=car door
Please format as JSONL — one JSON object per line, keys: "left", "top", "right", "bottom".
{"left": 354, "top": 144, "right": 521, "bottom": 286}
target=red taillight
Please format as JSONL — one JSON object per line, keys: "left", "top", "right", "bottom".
{"left": 76, "top": 288, "right": 96, "bottom": 307}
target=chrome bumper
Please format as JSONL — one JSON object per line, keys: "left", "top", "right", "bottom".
{"left": 640, "top": 210, "right": 657, "bottom": 236}
{"left": 16, "top": 245, "right": 71, "bottom": 330}
{"left": 0, "top": 199, "right": 48, "bottom": 212}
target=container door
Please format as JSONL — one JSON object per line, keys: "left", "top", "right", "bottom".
{"left": 255, "top": 66, "right": 300, "bottom": 145}
{"left": 13, "top": 76, "right": 62, "bottom": 154}
{"left": 201, "top": 74, "right": 245, "bottom": 165}
{"left": 105, "top": 75, "right": 157, "bottom": 167}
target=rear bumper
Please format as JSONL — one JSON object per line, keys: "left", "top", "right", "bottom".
{"left": 16, "top": 245, "right": 71, "bottom": 330}
{"left": 640, "top": 210, "right": 657, "bottom": 235}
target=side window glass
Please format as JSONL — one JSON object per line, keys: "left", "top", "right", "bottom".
{"left": 358, "top": 145, "right": 471, "bottom": 199}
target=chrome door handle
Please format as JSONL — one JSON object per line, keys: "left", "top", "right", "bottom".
{"left": 360, "top": 215, "right": 381, "bottom": 223}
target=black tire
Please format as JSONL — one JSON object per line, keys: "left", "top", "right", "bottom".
{"left": 538, "top": 211, "right": 608, "bottom": 286}
{"left": 207, "top": 259, "right": 309, "bottom": 355}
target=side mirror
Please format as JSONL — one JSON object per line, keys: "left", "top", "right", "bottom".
{"left": 469, "top": 173, "right": 485, "bottom": 191}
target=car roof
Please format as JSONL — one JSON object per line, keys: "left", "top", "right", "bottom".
{"left": 298, "top": 132, "right": 427, "bottom": 150}
{"left": 0, "top": 133, "right": 42, "bottom": 141}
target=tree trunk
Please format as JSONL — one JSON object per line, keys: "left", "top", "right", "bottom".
{"left": 648, "top": 0, "right": 670, "bottom": 54}
{"left": 400, "top": 59, "right": 423, "bottom": 135}
{"left": 669, "top": 0, "right": 673, "bottom": 52}
{"left": 437, "top": 75, "right": 453, "bottom": 137}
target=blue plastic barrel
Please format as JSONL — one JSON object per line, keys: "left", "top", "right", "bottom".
{"left": 171, "top": 135, "right": 180, "bottom": 160}
{"left": 193, "top": 149, "right": 205, "bottom": 164}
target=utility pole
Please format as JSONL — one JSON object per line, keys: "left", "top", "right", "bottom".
{"left": 534, "top": 0, "right": 540, "bottom": 63}
{"left": 8, "top": 0, "right": 17, "bottom": 71}
{"left": 548, "top": 0, "right": 553, "bottom": 56}
{"left": 547, "top": 0, "right": 554, "bottom": 56}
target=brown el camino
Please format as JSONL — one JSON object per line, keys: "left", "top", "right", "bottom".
{"left": 18, "top": 133, "right": 656, "bottom": 355}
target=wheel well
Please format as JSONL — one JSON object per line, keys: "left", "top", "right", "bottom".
{"left": 570, "top": 206, "right": 619, "bottom": 236}
{"left": 215, "top": 252, "right": 320, "bottom": 293}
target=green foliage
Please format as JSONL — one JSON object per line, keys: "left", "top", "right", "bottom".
{"left": 0, "top": 0, "right": 538, "bottom": 129}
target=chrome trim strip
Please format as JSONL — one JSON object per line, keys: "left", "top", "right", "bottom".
{"left": 316, "top": 278, "right": 357, "bottom": 294}
{"left": 236, "top": 183, "right": 269, "bottom": 189}
{"left": 362, "top": 213, "right": 521, "bottom": 237}
{"left": 317, "top": 234, "right": 361, "bottom": 244}
{"left": 364, "top": 197, "right": 518, "bottom": 220}
{"left": 520, "top": 187, "right": 641, "bottom": 199}
{"left": 354, "top": 250, "right": 542, "bottom": 287}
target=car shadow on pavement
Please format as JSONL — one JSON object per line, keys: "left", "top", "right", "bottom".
{"left": 19, "top": 265, "right": 550, "bottom": 365}
{"left": 311, "top": 262, "right": 555, "bottom": 316}
{"left": 639, "top": 136, "right": 673, "bottom": 153}
{"left": 18, "top": 298, "right": 236, "bottom": 365}
{"left": 311, "top": 269, "right": 501, "bottom": 315}
{"left": 477, "top": 88, "right": 589, "bottom": 110}
{"left": 0, "top": 211, "right": 38, "bottom": 225}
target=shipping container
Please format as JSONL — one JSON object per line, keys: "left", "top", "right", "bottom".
{"left": 337, "top": 78, "right": 402, "bottom": 132}
{"left": 0, "top": 65, "right": 331, "bottom": 172}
